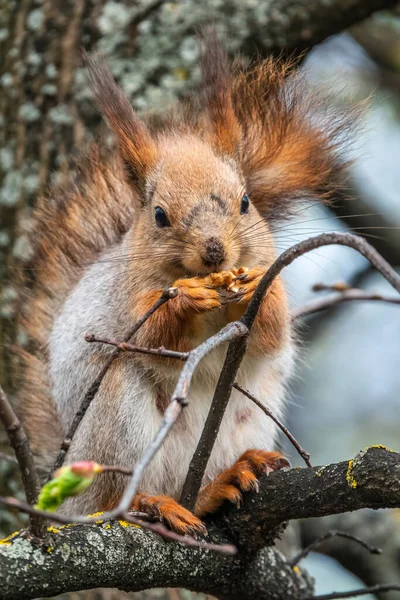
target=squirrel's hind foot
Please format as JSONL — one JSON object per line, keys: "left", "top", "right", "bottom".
{"left": 195, "top": 449, "right": 290, "bottom": 517}
{"left": 132, "top": 493, "right": 207, "bottom": 536}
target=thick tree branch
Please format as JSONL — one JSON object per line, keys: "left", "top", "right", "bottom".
{"left": 247, "top": 0, "right": 398, "bottom": 57}
{"left": 0, "top": 447, "right": 398, "bottom": 600}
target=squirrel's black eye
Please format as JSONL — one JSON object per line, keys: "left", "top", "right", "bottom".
{"left": 240, "top": 193, "right": 250, "bottom": 215}
{"left": 155, "top": 206, "right": 170, "bottom": 228}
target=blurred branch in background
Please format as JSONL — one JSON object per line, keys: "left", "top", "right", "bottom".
{"left": 300, "top": 511, "right": 400, "bottom": 600}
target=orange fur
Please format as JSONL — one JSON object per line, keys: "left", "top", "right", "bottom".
{"left": 132, "top": 494, "right": 206, "bottom": 536}
{"left": 195, "top": 449, "right": 289, "bottom": 517}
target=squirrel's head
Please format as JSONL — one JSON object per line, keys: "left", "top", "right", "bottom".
{"left": 85, "top": 33, "right": 354, "bottom": 277}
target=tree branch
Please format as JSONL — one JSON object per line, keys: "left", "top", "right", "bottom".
{"left": 181, "top": 233, "right": 400, "bottom": 509}
{"left": 299, "top": 511, "right": 400, "bottom": 600}
{"left": 113, "top": 321, "right": 247, "bottom": 517}
{"left": 289, "top": 530, "right": 381, "bottom": 567}
{"left": 303, "top": 585, "right": 400, "bottom": 600}
{"left": 0, "top": 447, "right": 398, "bottom": 600}
{"left": 0, "top": 385, "right": 44, "bottom": 537}
{"left": 248, "top": 0, "right": 398, "bottom": 57}
{"left": 293, "top": 288, "right": 400, "bottom": 320}
{"left": 233, "top": 382, "right": 312, "bottom": 467}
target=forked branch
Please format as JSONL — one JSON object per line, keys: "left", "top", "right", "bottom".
{"left": 181, "top": 233, "right": 400, "bottom": 509}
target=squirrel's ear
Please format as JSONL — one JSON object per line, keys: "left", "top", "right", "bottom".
{"left": 199, "top": 31, "right": 241, "bottom": 158}
{"left": 84, "top": 52, "right": 158, "bottom": 192}
{"left": 234, "top": 60, "right": 356, "bottom": 221}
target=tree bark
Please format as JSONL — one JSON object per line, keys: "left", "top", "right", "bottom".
{"left": 0, "top": 447, "right": 398, "bottom": 600}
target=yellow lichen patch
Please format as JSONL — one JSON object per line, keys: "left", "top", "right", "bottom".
{"left": 293, "top": 566, "right": 300, "bottom": 574}
{"left": 57, "top": 523, "right": 77, "bottom": 531}
{"left": 87, "top": 511, "right": 105, "bottom": 518}
{"left": 346, "top": 460, "right": 357, "bottom": 489}
{"left": 47, "top": 525, "right": 61, "bottom": 534}
{"left": 367, "top": 444, "right": 395, "bottom": 453}
{"left": 315, "top": 467, "right": 326, "bottom": 478}
{"left": 46, "top": 546, "right": 54, "bottom": 554}
{"left": 0, "top": 531, "right": 19, "bottom": 545}
{"left": 104, "top": 524, "right": 112, "bottom": 530}
{"left": 118, "top": 520, "right": 141, "bottom": 529}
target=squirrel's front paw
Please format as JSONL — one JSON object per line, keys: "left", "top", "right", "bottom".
{"left": 195, "top": 449, "right": 290, "bottom": 517}
{"left": 132, "top": 493, "right": 207, "bottom": 536}
{"left": 231, "top": 267, "right": 265, "bottom": 305}
{"left": 173, "top": 271, "right": 235, "bottom": 313}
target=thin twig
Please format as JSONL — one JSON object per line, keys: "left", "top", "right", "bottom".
{"left": 181, "top": 232, "right": 400, "bottom": 510}
{"left": 0, "top": 385, "right": 45, "bottom": 537}
{"left": 0, "top": 496, "right": 236, "bottom": 555}
{"left": 130, "top": 0, "right": 167, "bottom": 27}
{"left": 243, "top": 233, "right": 400, "bottom": 331}
{"left": 85, "top": 334, "right": 189, "bottom": 361}
{"left": 0, "top": 450, "right": 18, "bottom": 465}
{"left": 122, "top": 514, "right": 237, "bottom": 555}
{"left": 293, "top": 289, "right": 400, "bottom": 320}
{"left": 0, "top": 496, "right": 149, "bottom": 525}
{"left": 50, "top": 287, "right": 178, "bottom": 477}
{"left": 87, "top": 337, "right": 311, "bottom": 469}
{"left": 289, "top": 530, "right": 381, "bottom": 567}
{"left": 302, "top": 584, "right": 400, "bottom": 600}
{"left": 111, "top": 322, "right": 248, "bottom": 518}
{"left": 312, "top": 282, "right": 352, "bottom": 292}
{"left": 99, "top": 464, "right": 133, "bottom": 476}
{"left": 233, "top": 382, "right": 312, "bottom": 468}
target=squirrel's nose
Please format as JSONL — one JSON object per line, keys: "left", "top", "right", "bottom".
{"left": 202, "top": 237, "right": 226, "bottom": 267}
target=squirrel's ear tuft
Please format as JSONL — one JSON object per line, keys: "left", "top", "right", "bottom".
{"left": 83, "top": 51, "right": 158, "bottom": 191}
{"left": 233, "top": 59, "right": 358, "bottom": 221}
{"left": 199, "top": 30, "right": 241, "bottom": 158}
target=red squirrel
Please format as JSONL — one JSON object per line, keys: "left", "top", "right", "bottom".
{"left": 17, "top": 36, "right": 351, "bottom": 534}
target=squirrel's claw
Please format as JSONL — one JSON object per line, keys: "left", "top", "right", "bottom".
{"left": 194, "top": 450, "right": 290, "bottom": 518}
{"left": 132, "top": 493, "right": 207, "bottom": 537}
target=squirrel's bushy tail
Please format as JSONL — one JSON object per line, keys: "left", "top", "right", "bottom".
{"left": 16, "top": 146, "right": 135, "bottom": 475}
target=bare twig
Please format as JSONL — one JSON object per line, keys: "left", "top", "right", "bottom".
{"left": 289, "top": 530, "right": 381, "bottom": 567}
{"left": 85, "top": 338, "right": 312, "bottom": 468}
{"left": 0, "top": 450, "right": 18, "bottom": 465}
{"left": 302, "top": 584, "right": 400, "bottom": 600}
{"left": 180, "top": 331, "right": 249, "bottom": 509}
{"left": 243, "top": 233, "right": 400, "bottom": 331}
{"left": 233, "top": 382, "right": 312, "bottom": 468}
{"left": 0, "top": 385, "right": 44, "bottom": 537}
{"left": 181, "top": 233, "right": 400, "bottom": 509}
{"left": 50, "top": 287, "right": 178, "bottom": 476}
{"left": 85, "top": 334, "right": 189, "bottom": 361}
{"left": 112, "top": 321, "right": 248, "bottom": 518}
{"left": 293, "top": 289, "right": 400, "bottom": 320}
{"left": 0, "top": 496, "right": 147, "bottom": 525}
{"left": 122, "top": 513, "right": 237, "bottom": 555}
{"left": 99, "top": 464, "right": 133, "bottom": 476}
{"left": 130, "top": 0, "right": 167, "bottom": 28}
{"left": 312, "top": 282, "right": 352, "bottom": 292}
